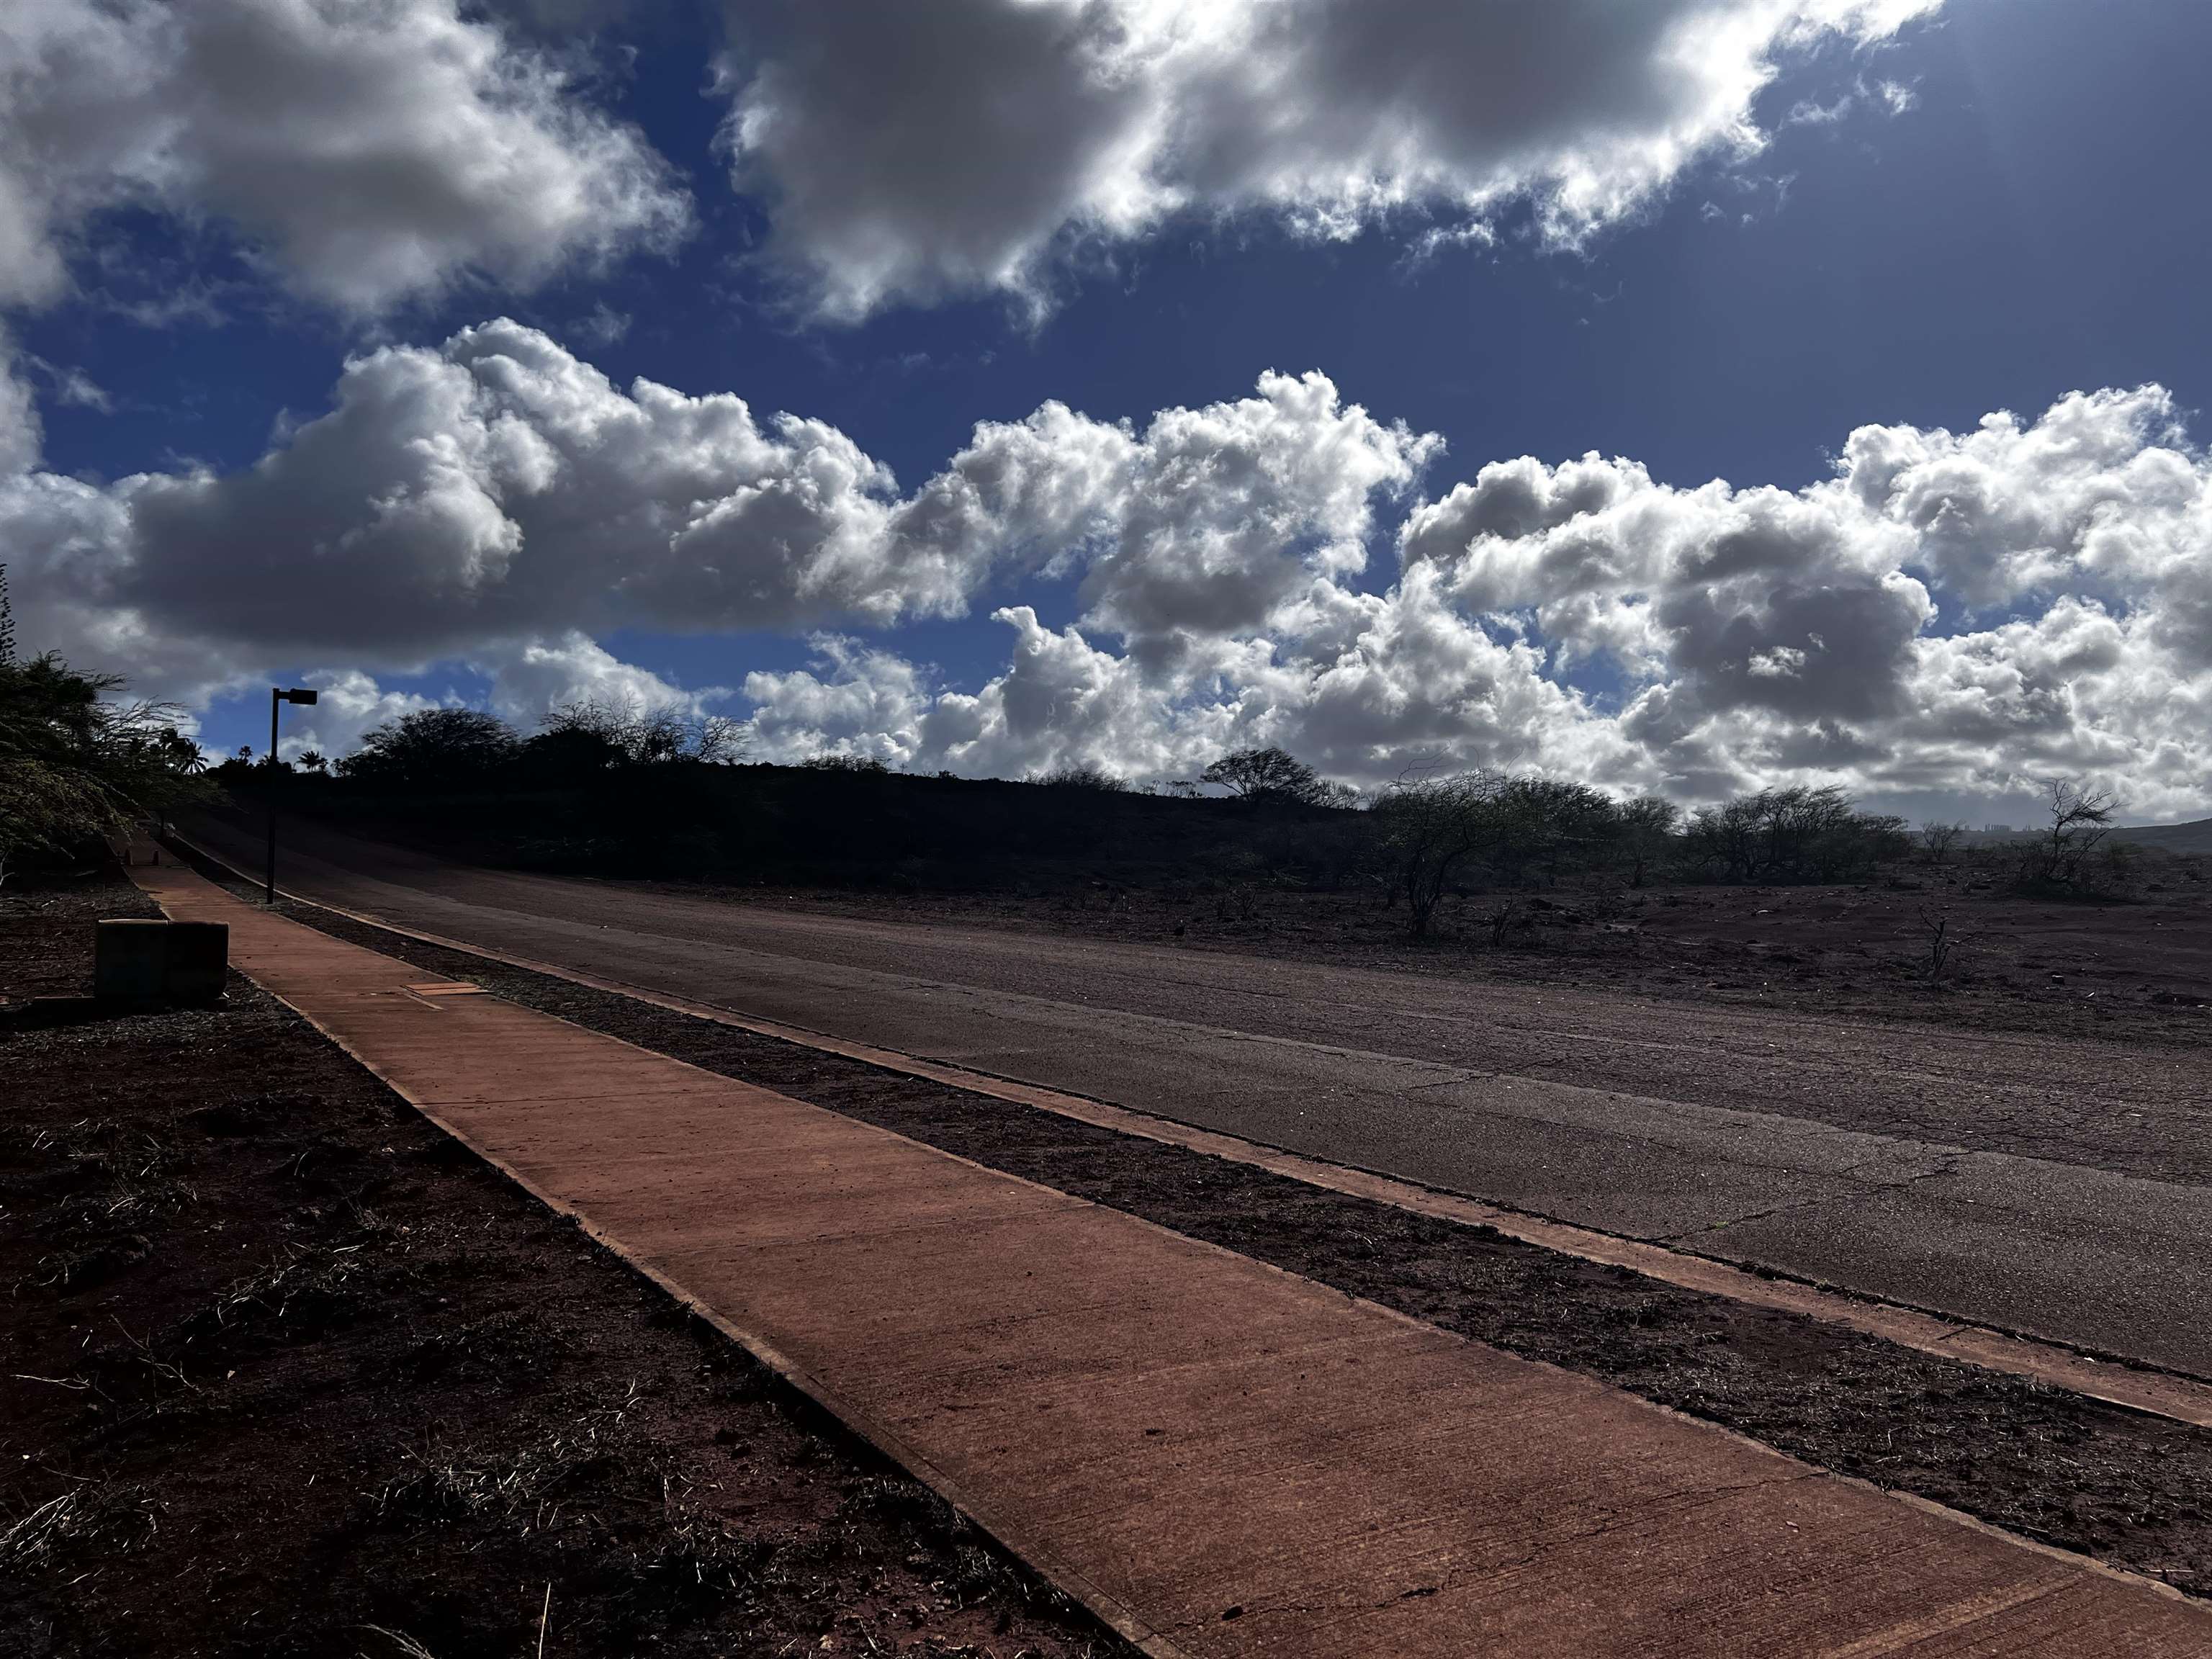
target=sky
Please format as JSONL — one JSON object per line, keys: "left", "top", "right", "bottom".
{"left": 6, "top": 0, "right": 2212, "bottom": 824}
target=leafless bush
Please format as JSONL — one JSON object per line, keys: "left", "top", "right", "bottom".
{"left": 1919, "top": 820, "right": 1964, "bottom": 866}
{"left": 1919, "top": 904, "right": 1957, "bottom": 981}
{"left": 1213, "top": 884, "right": 1259, "bottom": 922}
{"left": 2017, "top": 778, "right": 2116, "bottom": 891}
{"left": 1486, "top": 897, "right": 1529, "bottom": 947}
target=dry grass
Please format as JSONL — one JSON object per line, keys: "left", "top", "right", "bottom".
{"left": 0, "top": 1480, "right": 161, "bottom": 1570}
{"left": 203, "top": 1238, "right": 370, "bottom": 1331}
{"left": 12, "top": 1116, "right": 197, "bottom": 1295}
{"left": 360, "top": 1626, "right": 442, "bottom": 1659}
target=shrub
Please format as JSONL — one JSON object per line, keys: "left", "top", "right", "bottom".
{"left": 2016, "top": 779, "right": 2120, "bottom": 893}
{"left": 336, "top": 709, "right": 520, "bottom": 788}
{"left": 536, "top": 697, "right": 742, "bottom": 767}
{"left": 799, "top": 753, "right": 889, "bottom": 774}
{"left": 1033, "top": 762, "right": 1130, "bottom": 792}
{"left": 1371, "top": 769, "right": 1503, "bottom": 938}
{"left": 0, "top": 652, "right": 210, "bottom": 882}
{"left": 1681, "top": 786, "right": 1907, "bottom": 882}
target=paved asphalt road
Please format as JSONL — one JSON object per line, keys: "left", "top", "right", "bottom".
{"left": 191, "top": 812, "right": 2212, "bottom": 1377}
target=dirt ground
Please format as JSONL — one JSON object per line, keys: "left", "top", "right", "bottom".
{"left": 0, "top": 874, "right": 1133, "bottom": 1659}
{"left": 261, "top": 889, "right": 2212, "bottom": 1605}
{"left": 675, "top": 853, "right": 2212, "bottom": 1048}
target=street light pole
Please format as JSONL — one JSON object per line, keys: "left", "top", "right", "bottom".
{"left": 265, "top": 686, "right": 320, "bottom": 904}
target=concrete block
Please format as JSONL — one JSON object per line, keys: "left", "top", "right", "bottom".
{"left": 92, "top": 918, "right": 229, "bottom": 1007}
{"left": 94, "top": 920, "right": 171, "bottom": 1005}
{"left": 164, "top": 922, "right": 229, "bottom": 1006}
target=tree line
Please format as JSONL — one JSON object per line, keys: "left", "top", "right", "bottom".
{"left": 221, "top": 713, "right": 2136, "bottom": 914}
{"left": 0, "top": 611, "right": 2139, "bottom": 914}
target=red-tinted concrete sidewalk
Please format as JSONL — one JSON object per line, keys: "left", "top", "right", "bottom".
{"left": 135, "top": 860, "right": 2212, "bottom": 1657}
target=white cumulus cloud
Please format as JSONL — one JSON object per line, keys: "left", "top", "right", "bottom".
{"left": 0, "top": 0, "right": 688, "bottom": 315}
{"left": 0, "top": 321, "right": 1424, "bottom": 736}
{"left": 716, "top": 0, "right": 1941, "bottom": 319}
{"left": 6, "top": 318, "right": 2211, "bottom": 817}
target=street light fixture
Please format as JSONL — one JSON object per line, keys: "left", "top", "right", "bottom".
{"left": 266, "top": 686, "right": 319, "bottom": 904}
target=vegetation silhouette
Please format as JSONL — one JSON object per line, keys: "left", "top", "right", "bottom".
{"left": 1, "top": 647, "right": 210, "bottom": 886}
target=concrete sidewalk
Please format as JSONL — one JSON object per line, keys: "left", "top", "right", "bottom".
{"left": 135, "top": 860, "right": 2212, "bottom": 1657}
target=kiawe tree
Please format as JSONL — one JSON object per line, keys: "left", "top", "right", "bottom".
{"left": 1201, "top": 745, "right": 1354, "bottom": 807}
{"left": 336, "top": 708, "right": 521, "bottom": 788}
{"left": 1370, "top": 768, "right": 1503, "bottom": 938}
{"left": 2020, "top": 778, "right": 2118, "bottom": 889}
{"left": 536, "top": 697, "right": 743, "bottom": 768}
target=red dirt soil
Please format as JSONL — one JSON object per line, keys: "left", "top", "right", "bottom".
{"left": 0, "top": 873, "right": 1133, "bottom": 1659}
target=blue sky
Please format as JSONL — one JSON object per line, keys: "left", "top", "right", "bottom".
{"left": 8, "top": 0, "right": 2212, "bottom": 820}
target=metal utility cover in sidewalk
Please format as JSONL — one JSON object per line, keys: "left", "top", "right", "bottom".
{"left": 132, "top": 862, "right": 2212, "bottom": 1658}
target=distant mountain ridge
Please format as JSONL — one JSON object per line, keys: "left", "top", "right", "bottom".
{"left": 2112, "top": 817, "right": 2212, "bottom": 853}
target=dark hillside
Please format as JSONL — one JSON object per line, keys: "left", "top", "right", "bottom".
{"left": 2113, "top": 817, "right": 2212, "bottom": 854}
{"left": 226, "top": 763, "right": 1368, "bottom": 892}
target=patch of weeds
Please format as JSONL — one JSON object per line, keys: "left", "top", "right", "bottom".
{"left": 10, "top": 1116, "right": 197, "bottom": 1298}
{"left": 836, "top": 1477, "right": 1087, "bottom": 1622}
{"left": 361, "top": 1627, "right": 444, "bottom": 1659}
{"left": 369, "top": 1381, "right": 649, "bottom": 1534}
{"left": 22, "top": 1234, "right": 156, "bottom": 1295}
{"left": 385, "top": 1308, "right": 546, "bottom": 1388}
{"left": 193, "top": 1238, "right": 374, "bottom": 1342}
{"left": 0, "top": 1480, "right": 163, "bottom": 1574}
{"left": 634, "top": 1470, "right": 777, "bottom": 1604}
{"left": 182, "top": 1092, "right": 313, "bottom": 1139}
{"left": 82, "top": 1316, "right": 205, "bottom": 1408}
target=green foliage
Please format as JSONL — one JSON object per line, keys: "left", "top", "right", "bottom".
{"left": 1370, "top": 768, "right": 1641, "bottom": 935}
{"left": 534, "top": 698, "right": 742, "bottom": 768}
{"left": 799, "top": 752, "right": 889, "bottom": 774}
{"left": 1033, "top": 761, "right": 1129, "bottom": 792}
{"left": 1479, "top": 776, "right": 1627, "bottom": 884}
{"left": 335, "top": 709, "right": 521, "bottom": 787}
{"left": 1681, "top": 786, "right": 1909, "bottom": 883}
{"left": 323, "top": 699, "right": 745, "bottom": 802}
{"left": 1374, "top": 769, "right": 1833, "bottom": 935}
{"left": 1370, "top": 769, "right": 1501, "bottom": 937}
{"left": 1617, "top": 793, "right": 1680, "bottom": 886}
{"left": 1200, "top": 745, "right": 1354, "bottom": 807}
{"left": 0, "top": 652, "right": 211, "bottom": 876}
